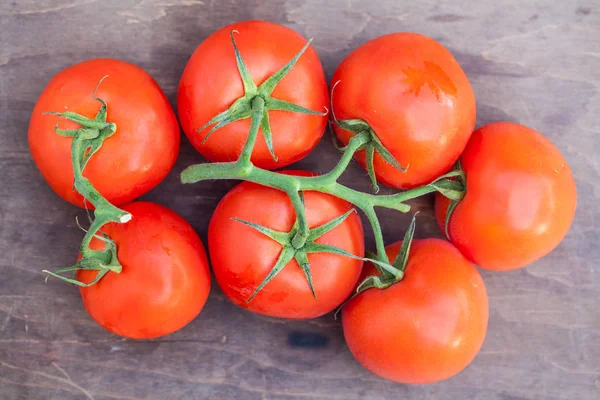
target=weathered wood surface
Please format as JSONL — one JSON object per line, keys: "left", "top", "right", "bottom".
{"left": 1, "top": 0, "right": 599, "bottom": 399}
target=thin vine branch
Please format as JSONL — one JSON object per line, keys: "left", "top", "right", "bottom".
{"left": 42, "top": 77, "right": 131, "bottom": 286}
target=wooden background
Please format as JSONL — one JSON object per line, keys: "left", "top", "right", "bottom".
{"left": 1, "top": 0, "right": 599, "bottom": 399}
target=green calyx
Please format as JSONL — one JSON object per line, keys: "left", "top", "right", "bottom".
{"left": 235, "top": 206, "right": 400, "bottom": 302}
{"left": 235, "top": 208, "right": 361, "bottom": 301}
{"left": 333, "top": 213, "right": 418, "bottom": 319}
{"left": 42, "top": 77, "right": 130, "bottom": 287}
{"left": 355, "top": 212, "right": 418, "bottom": 295}
{"left": 329, "top": 81, "right": 408, "bottom": 194}
{"left": 430, "top": 161, "right": 466, "bottom": 240}
{"left": 197, "top": 31, "right": 327, "bottom": 162}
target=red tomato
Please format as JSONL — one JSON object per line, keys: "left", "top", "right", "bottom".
{"left": 178, "top": 20, "right": 329, "bottom": 170}
{"left": 78, "top": 202, "right": 211, "bottom": 339}
{"left": 342, "top": 239, "right": 488, "bottom": 384}
{"left": 436, "top": 122, "right": 577, "bottom": 270}
{"left": 331, "top": 33, "right": 476, "bottom": 189}
{"left": 208, "top": 171, "right": 364, "bottom": 319}
{"left": 29, "top": 58, "right": 180, "bottom": 208}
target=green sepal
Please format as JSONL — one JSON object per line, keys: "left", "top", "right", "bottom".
{"left": 197, "top": 109, "right": 232, "bottom": 135}
{"left": 44, "top": 268, "right": 110, "bottom": 287}
{"left": 260, "top": 111, "right": 277, "bottom": 162}
{"left": 428, "top": 163, "right": 466, "bottom": 201}
{"left": 371, "top": 133, "right": 408, "bottom": 173}
{"left": 355, "top": 273, "right": 396, "bottom": 293}
{"left": 294, "top": 250, "right": 316, "bottom": 299}
{"left": 429, "top": 179, "right": 465, "bottom": 201}
{"left": 307, "top": 208, "right": 355, "bottom": 241}
{"left": 305, "top": 243, "right": 397, "bottom": 275}
{"left": 365, "top": 144, "right": 379, "bottom": 193}
{"left": 427, "top": 161, "right": 466, "bottom": 239}
{"left": 348, "top": 212, "right": 419, "bottom": 301}
{"left": 248, "top": 246, "right": 296, "bottom": 303}
{"left": 229, "top": 30, "right": 258, "bottom": 95}
{"left": 264, "top": 97, "right": 326, "bottom": 116}
{"left": 444, "top": 199, "right": 459, "bottom": 240}
{"left": 258, "top": 39, "right": 312, "bottom": 97}
{"left": 392, "top": 212, "right": 418, "bottom": 274}
{"left": 231, "top": 217, "right": 290, "bottom": 245}
{"left": 330, "top": 130, "right": 348, "bottom": 152}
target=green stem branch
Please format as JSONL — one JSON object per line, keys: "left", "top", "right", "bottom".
{"left": 43, "top": 87, "right": 130, "bottom": 286}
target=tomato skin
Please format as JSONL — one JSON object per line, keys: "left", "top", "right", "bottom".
{"left": 208, "top": 171, "right": 364, "bottom": 319}
{"left": 436, "top": 122, "right": 577, "bottom": 271}
{"left": 78, "top": 202, "right": 211, "bottom": 339}
{"left": 178, "top": 20, "right": 329, "bottom": 170}
{"left": 331, "top": 33, "right": 476, "bottom": 189}
{"left": 28, "top": 59, "right": 179, "bottom": 208}
{"left": 342, "top": 239, "right": 488, "bottom": 384}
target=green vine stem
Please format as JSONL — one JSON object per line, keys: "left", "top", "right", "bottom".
{"left": 181, "top": 30, "right": 467, "bottom": 300}
{"left": 42, "top": 77, "right": 131, "bottom": 287}
{"left": 181, "top": 130, "right": 455, "bottom": 262}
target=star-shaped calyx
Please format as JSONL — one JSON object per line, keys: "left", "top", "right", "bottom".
{"left": 233, "top": 206, "right": 363, "bottom": 302}
{"left": 329, "top": 81, "right": 408, "bottom": 193}
{"left": 198, "top": 31, "right": 327, "bottom": 162}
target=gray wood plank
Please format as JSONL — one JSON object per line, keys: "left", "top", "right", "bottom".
{"left": 1, "top": 0, "right": 599, "bottom": 399}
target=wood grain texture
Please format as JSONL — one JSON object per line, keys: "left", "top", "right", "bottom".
{"left": 1, "top": 0, "right": 599, "bottom": 399}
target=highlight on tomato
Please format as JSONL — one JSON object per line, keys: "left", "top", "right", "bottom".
{"left": 436, "top": 122, "right": 577, "bottom": 271}
{"left": 77, "top": 202, "right": 211, "bottom": 339}
{"left": 208, "top": 171, "right": 365, "bottom": 319}
{"left": 29, "top": 58, "right": 180, "bottom": 208}
{"left": 342, "top": 218, "right": 488, "bottom": 384}
{"left": 178, "top": 20, "right": 329, "bottom": 170}
{"left": 330, "top": 32, "right": 476, "bottom": 191}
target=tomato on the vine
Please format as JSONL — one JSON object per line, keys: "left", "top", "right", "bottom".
{"left": 178, "top": 20, "right": 329, "bottom": 170}
{"left": 208, "top": 171, "right": 364, "bottom": 319}
{"left": 78, "top": 202, "right": 211, "bottom": 339}
{"left": 29, "top": 59, "right": 180, "bottom": 208}
{"left": 436, "top": 122, "right": 577, "bottom": 271}
{"left": 342, "top": 239, "right": 488, "bottom": 384}
{"left": 331, "top": 33, "right": 476, "bottom": 189}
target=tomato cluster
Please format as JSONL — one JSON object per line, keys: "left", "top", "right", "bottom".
{"left": 29, "top": 20, "right": 576, "bottom": 384}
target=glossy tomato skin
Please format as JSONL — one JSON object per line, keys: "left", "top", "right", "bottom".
{"left": 208, "top": 171, "right": 364, "bottom": 319}
{"left": 178, "top": 20, "right": 329, "bottom": 170}
{"left": 436, "top": 122, "right": 577, "bottom": 271}
{"left": 29, "top": 59, "right": 180, "bottom": 208}
{"left": 78, "top": 202, "right": 211, "bottom": 339}
{"left": 332, "top": 33, "right": 476, "bottom": 189}
{"left": 342, "top": 239, "right": 488, "bottom": 384}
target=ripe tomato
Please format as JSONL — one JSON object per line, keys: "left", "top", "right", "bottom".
{"left": 342, "top": 239, "right": 488, "bottom": 384}
{"left": 78, "top": 202, "right": 211, "bottom": 339}
{"left": 29, "top": 58, "right": 180, "bottom": 208}
{"left": 178, "top": 20, "right": 329, "bottom": 170}
{"left": 208, "top": 171, "right": 364, "bottom": 319}
{"left": 436, "top": 122, "right": 577, "bottom": 271}
{"left": 331, "top": 33, "right": 476, "bottom": 189}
